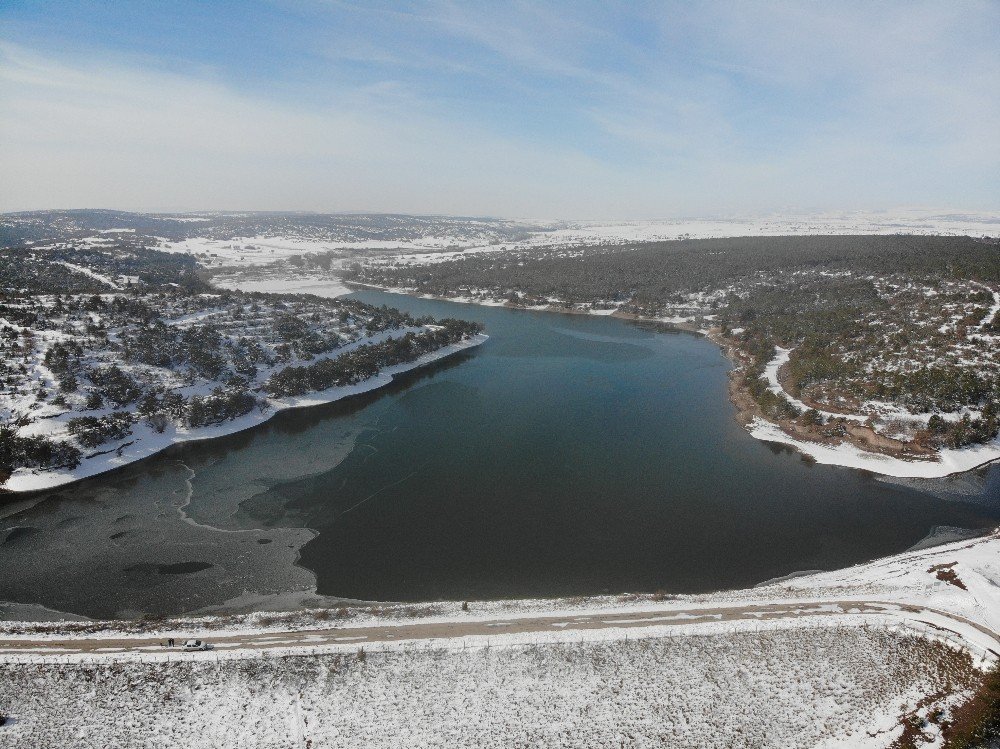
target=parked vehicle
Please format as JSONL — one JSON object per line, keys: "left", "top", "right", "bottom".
{"left": 182, "top": 639, "right": 211, "bottom": 651}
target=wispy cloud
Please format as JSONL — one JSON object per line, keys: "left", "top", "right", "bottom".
{"left": 0, "top": 1, "right": 997, "bottom": 216}
{"left": 0, "top": 42, "right": 621, "bottom": 216}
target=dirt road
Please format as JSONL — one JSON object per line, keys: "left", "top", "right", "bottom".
{"left": 2, "top": 599, "right": 996, "bottom": 660}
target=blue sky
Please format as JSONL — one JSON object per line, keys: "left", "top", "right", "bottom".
{"left": 1, "top": 1, "right": 998, "bottom": 217}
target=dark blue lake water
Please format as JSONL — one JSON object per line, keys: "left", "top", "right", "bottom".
{"left": 2, "top": 291, "right": 999, "bottom": 619}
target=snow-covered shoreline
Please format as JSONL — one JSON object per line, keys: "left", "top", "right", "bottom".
{"left": 748, "top": 416, "right": 1000, "bottom": 479}
{"left": 360, "top": 285, "right": 1000, "bottom": 479}
{"left": 2, "top": 334, "right": 488, "bottom": 494}
{"left": 753, "top": 346, "right": 1000, "bottom": 478}
{"left": 3, "top": 527, "right": 999, "bottom": 660}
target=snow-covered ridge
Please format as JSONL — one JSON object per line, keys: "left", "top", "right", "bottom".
{"left": 141, "top": 209, "right": 1000, "bottom": 281}
{"left": 361, "top": 209, "right": 1000, "bottom": 269}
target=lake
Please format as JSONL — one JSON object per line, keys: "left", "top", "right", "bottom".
{"left": 2, "top": 290, "right": 999, "bottom": 619}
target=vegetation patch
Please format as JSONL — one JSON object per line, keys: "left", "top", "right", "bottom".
{"left": 928, "top": 563, "right": 968, "bottom": 590}
{"left": 940, "top": 664, "right": 1000, "bottom": 748}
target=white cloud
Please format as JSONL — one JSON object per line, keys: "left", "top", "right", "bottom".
{"left": 0, "top": 43, "right": 624, "bottom": 216}
{"left": 0, "top": 0, "right": 997, "bottom": 218}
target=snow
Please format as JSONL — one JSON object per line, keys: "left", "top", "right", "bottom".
{"left": 210, "top": 275, "right": 351, "bottom": 298}
{"left": 51, "top": 261, "right": 122, "bottom": 290}
{"left": 762, "top": 347, "right": 869, "bottom": 421}
{"left": 755, "top": 529, "right": 1000, "bottom": 655}
{"left": 0, "top": 624, "right": 978, "bottom": 748}
{"left": 3, "top": 523, "right": 1000, "bottom": 745}
{"left": 526, "top": 209, "right": 1000, "bottom": 246}
{"left": 861, "top": 401, "right": 983, "bottom": 426}
{"left": 3, "top": 333, "right": 488, "bottom": 493}
{"left": 976, "top": 283, "right": 1000, "bottom": 330}
{"left": 749, "top": 416, "right": 1000, "bottom": 478}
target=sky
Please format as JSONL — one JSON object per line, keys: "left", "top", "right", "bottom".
{"left": 1, "top": 1, "right": 998, "bottom": 219}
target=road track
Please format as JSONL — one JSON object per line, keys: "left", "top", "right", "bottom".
{"left": 2, "top": 599, "right": 997, "bottom": 660}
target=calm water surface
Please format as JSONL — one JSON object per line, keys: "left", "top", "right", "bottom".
{"left": 2, "top": 291, "right": 999, "bottom": 618}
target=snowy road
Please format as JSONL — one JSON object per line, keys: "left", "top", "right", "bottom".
{"left": 2, "top": 599, "right": 997, "bottom": 661}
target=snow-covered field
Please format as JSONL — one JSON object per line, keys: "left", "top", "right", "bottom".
{"left": 210, "top": 275, "right": 352, "bottom": 298}
{"left": 359, "top": 208, "right": 1000, "bottom": 269}
{"left": 159, "top": 229, "right": 531, "bottom": 269}
{"left": 0, "top": 625, "right": 976, "bottom": 748}
{"left": 532, "top": 208, "right": 1000, "bottom": 245}
{"left": 160, "top": 235, "right": 380, "bottom": 265}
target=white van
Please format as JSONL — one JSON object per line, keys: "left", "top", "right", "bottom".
{"left": 183, "top": 639, "right": 211, "bottom": 651}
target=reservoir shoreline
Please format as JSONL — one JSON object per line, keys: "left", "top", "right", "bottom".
{"left": 351, "top": 282, "right": 1000, "bottom": 479}
{"left": 1, "top": 291, "right": 999, "bottom": 620}
{"left": 1, "top": 333, "right": 488, "bottom": 496}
